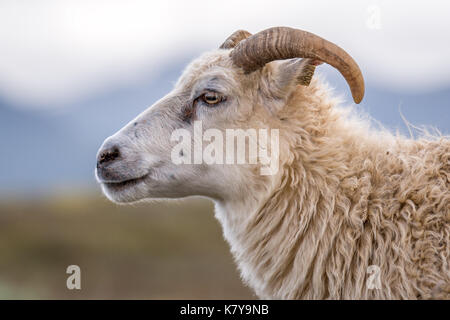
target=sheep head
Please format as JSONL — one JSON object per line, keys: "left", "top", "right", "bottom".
{"left": 96, "top": 27, "right": 364, "bottom": 203}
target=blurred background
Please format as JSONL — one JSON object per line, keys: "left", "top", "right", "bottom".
{"left": 0, "top": 0, "right": 449, "bottom": 299}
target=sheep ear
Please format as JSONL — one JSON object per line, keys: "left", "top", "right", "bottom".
{"left": 271, "top": 58, "right": 323, "bottom": 97}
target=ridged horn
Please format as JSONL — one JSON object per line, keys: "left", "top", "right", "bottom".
{"left": 220, "top": 30, "right": 252, "bottom": 49}
{"left": 230, "top": 27, "right": 365, "bottom": 104}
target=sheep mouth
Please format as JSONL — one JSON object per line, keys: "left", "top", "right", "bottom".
{"left": 102, "top": 174, "right": 149, "bottom": 190}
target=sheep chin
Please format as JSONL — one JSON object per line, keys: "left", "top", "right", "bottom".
{"left": 100, "top": 175, "right": 149, "bottom": 204}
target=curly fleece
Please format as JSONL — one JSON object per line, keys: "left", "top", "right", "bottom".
{"left": 216, "top": 78, "right": 450, "bottom": 299}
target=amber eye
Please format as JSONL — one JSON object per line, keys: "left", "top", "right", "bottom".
{"left": 202, "top": 91, "right": 222, "bottom": 105}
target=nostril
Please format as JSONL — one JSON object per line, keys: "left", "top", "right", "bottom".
{"left": 98, "top": 146, "right": 120, "bottom": 166}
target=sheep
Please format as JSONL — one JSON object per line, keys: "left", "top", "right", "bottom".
{"left": 95, "top": 27, "right": 450, "bottom": 299}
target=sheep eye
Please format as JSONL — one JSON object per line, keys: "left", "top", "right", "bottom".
{"left": 202, "top": 91, "right": 223, "bottom": 105}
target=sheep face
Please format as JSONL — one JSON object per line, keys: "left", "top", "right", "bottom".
{"left": 96, "top": 50, "right": 289, "bottom": 203}
{"left": 95, "top": 27, "right": 364, "bottom": 204}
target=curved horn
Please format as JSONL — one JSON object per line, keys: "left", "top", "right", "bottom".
{"left": 220, "top": 30, "right": 252, "bottom": 49}
{"left": 231, "top": 27, "right": 365, "bottom": 104}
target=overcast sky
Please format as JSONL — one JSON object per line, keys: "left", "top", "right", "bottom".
{"left": 1, "top": 0, "right": 450, "bottom": 109}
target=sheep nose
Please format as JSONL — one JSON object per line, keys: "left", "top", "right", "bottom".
{"left": 97, "top": 145, "right": 120, "bottom": 168}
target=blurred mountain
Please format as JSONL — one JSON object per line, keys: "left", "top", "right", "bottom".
{"left": 0, "top": 57, "right": 449, "bottom": 194}
{"left": 0, "top": 56, "right": 190, "bottom": 194}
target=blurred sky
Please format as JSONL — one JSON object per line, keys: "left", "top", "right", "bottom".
{"left": 0, "top": 0, "right": 449, "bottom": 193}
{"left": 1, "top": 0, "right": 450, "bottom": 108}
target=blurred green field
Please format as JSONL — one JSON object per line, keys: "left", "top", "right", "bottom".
{"left": 0, "top": 191, "right": 254, "bottom": 299}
